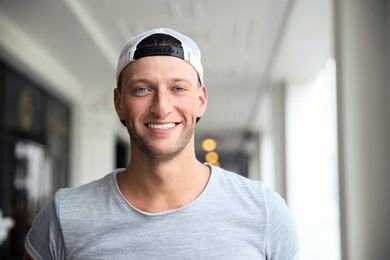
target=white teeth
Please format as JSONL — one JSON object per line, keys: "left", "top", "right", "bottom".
{"left": 148, "top": 123, "right": 176, "bottom": 130}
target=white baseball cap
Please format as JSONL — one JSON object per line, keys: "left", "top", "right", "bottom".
{"left": 116, "top": 28, "right": 204, "bottom": 85}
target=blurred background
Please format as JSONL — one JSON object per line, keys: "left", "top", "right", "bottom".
{"left": 0, "top": 0, "right": 389, "bottom": 259}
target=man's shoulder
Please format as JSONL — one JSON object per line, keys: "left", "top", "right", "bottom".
{"left": 211, "top": 165, "right": 266, "bottom": 191}
{"left": 54, "top": 170, "right": 121, "bottom": 207}
{"left": 210, "top": 165, "right": 285, "bottom": 205}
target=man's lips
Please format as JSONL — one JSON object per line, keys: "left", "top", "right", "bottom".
{"left": 147, "top": 123, "right": 177, "bottom": 130}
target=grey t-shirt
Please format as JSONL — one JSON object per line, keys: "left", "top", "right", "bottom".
{"left": 25, "top": 165, "right": 299, "bottom": 259}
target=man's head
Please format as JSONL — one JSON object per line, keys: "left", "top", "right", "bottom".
{"left": 114, "top": 28, "right": 207, "bottom": 161}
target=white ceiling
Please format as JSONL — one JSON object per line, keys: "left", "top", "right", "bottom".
{"left": 0, "top": 0, "right": 331, "bottom": 154}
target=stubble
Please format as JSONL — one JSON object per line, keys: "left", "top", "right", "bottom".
{"left": 128, "top": 123, "right": 195, "bottom": 162}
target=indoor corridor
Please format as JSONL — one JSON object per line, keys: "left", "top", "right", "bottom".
{"left": 1, "top": 0, "right": 389, "bottom": 259}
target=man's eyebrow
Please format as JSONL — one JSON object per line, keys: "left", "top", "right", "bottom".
{"left": 171, "top": 78, "right": 191, "bottom": 83}
{"left": 127, "top": 78, "right": 153, "bottom": 85}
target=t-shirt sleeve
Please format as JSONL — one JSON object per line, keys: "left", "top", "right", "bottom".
{"left": 25, "top": 194, "right": 66, "bottom": 260}
{"left": 264, "top": 190, "right": 299, "bottom": 260}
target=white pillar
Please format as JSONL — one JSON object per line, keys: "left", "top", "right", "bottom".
{"left": 335, "top": 1, "right": 390, "bottom": 259}
{"left": 70, "top": 103, "right": 119, "bottom": 186}
{"left": 272, "top": 83, "right": 287, "bottom": 200}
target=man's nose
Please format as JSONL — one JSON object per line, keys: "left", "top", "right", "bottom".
{"left": 150, "top": 91, "right": 173, "bottom": 118}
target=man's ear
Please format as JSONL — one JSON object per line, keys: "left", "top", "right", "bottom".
{"left": 114, "top": 88, "right": 125, "bottom": 120}
{"left": 196, "top": 85, "right": 208, "bottom": 118}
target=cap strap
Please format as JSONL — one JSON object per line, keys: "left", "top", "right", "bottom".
{"left": 133, "top": 46, "right": 184, "bottom": 60}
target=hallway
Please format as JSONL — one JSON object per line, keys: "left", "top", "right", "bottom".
{"left": 1, "top": 0, "right": 389, "bottom": 259}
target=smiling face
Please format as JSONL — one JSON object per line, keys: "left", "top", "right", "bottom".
{"left": 114, "top": 56, "right": 207, "bottom": 161}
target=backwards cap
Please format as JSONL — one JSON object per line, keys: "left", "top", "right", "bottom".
{"left": 116, "top": 28, "right": 204, "bottom": 85}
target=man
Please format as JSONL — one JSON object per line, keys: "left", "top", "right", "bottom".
{"left": 25, "top": 28, "right": 298, "bottom": 259}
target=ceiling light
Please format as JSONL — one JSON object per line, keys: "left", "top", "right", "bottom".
{"left": 205, "top": 151, "right": 219, "bottom": 164}
{"left": 202, "top": 138, "right": 217, "bottom": 152}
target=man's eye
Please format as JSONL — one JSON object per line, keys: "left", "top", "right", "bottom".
{"left": 134, "top": 87, "right": 150, "bottom": 94}
{"left": 174, "top": 87, "right": 186, "bottom": 92}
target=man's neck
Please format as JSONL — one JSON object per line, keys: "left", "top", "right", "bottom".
{"left": 117, "top": 151, "right": 211, "bottom": 213}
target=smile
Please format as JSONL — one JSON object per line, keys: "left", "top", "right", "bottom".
{"left": 148, "top": 123, "right": 176, "bottom": 130}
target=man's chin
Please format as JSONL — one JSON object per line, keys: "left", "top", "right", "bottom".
{"left": 130, "top": 128, "right": 194, "bottom": 161}
{"left": 142, "top": 149, "right": 182, "bottom": 162}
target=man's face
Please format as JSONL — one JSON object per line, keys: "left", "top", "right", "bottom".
{"left": 114, "top": 56, "right": 207, "bottom": 161}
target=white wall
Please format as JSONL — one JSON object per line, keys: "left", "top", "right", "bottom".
{"left": 70, "top": 104, "right": 122, "bottom": 186}
{"left": 286, "top": 60, "right": 340, "bottom": 260}
{"left": 335, "top": 1, "right": 390, "bottom": 258}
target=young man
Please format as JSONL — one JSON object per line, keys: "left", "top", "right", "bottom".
{"left": 25, "top": 28, "right": 299, "bottom": 259}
